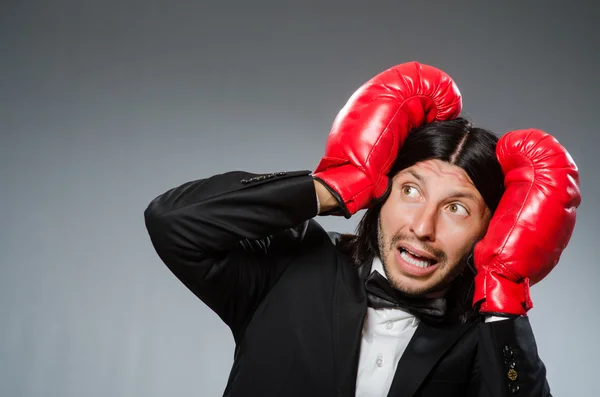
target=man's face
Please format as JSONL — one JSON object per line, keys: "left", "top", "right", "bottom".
{"left": 378, "top": 159, "right": 492, "bottom": 297}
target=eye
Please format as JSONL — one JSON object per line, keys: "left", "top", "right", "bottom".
{"left": 401, "top": 185, "right": 419, "bottom": 198}
{"left": 447, "top": 203, "right": 469, "bottom": 216}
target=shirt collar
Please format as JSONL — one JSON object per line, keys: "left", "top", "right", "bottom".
{"left": 371, "top": 256, "right": 387, "bottom": 278}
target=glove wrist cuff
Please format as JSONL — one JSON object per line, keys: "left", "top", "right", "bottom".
{"left": 474, "top": 271, "right": 532, "bottom": 317}
{"left": 313, "top": 164, "right": 374, "bottom": 217}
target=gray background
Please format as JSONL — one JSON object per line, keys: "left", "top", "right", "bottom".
{"left": 1, "top": 1, "right": 599, "bottom": 396}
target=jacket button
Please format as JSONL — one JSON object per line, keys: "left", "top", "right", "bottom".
{"left": 507, "top": 368, "right": 518, "bottom": 381}
{"left": 503, "top": 345, "right": 514, "bottom": 358}
{"left": 510, "top": 384, "right": 520, "bottom": 393}
{"left": 241, "top": 172, "right": 286, "bottom": 184}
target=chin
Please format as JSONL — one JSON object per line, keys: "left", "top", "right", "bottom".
{"left": 392, "top": 278, "right": 440, "bottom": 297}
{"left": 385, "top": 271, "right": 433, "bottom": 296}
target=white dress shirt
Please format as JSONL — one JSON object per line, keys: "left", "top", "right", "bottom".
{"left": 355, "top": 257, "right": 419, "bottom": 397}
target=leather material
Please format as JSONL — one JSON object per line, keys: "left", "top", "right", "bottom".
{"left": 474, "top": 129, "right": 581, "bottom": 316}
{"left": 313, "top": 61, "right": 462, "bottom": 217}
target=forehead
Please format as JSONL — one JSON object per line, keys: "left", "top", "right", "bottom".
{"left": 396, "top": 159, "right": 477, "bottom": 191}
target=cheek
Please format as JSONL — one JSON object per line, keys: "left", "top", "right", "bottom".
{"left": 380, "top": 201, "right": 413, "bottom": 233}
{"left": 437, "top": 218, "right": 481, "bottom": 260}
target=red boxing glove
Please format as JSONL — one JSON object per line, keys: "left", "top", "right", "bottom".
{"left": 313, "top": 61, "right": 462, "bottom": 217}
{"left": 473, "top": 129, "right": 581, "bottom": 316}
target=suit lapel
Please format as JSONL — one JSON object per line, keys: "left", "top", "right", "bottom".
{"left": 386, "top": 320, "right": 476, "bottom": 397}
{"left": 332, "top": 257, "right": 371, "bottom": 397}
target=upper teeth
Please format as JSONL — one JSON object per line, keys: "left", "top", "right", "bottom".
{"left": 400, "top": 249, "right": 430, "bottom": 268}
{"left": 406, "top": 249, "right": 421, "bottom": 258}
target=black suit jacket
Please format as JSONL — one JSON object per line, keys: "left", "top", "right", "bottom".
{"left": 144, "top": 169, "right": 552, "bottom": 397}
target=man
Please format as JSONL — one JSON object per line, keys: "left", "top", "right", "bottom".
{"left": 144, "top": 62, "right": 580, "bottom": 396}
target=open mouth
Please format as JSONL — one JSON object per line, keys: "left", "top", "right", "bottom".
{"left": 397, "top": 246, "right": 437, "bottom": 268}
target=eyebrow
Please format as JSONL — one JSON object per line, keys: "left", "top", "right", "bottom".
{"left": 406, "top": 170, "right": 424, "bottom": 183}
{"left": 446, "top": 191, "right": 478, "bottom": 202}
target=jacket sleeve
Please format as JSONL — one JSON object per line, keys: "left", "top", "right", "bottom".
{"left": 467, "top": 316, "right": 552, "bottom": 397}
{"left": 143, "top": 170, "right": 319, "bottom": 338}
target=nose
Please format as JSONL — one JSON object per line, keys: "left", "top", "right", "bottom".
{"left": 409, "top": 204, "right": 437, "bottom": 242}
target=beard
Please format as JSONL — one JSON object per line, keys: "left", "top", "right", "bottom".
{"left": 376, "top": 216, "right": 471, "bottom": 298}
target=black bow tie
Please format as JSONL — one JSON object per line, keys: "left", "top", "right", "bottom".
{"left": 365, "top": 270, "right": 447, "bottom": 325}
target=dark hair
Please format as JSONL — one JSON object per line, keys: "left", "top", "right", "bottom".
{"left": 338, "top": 117, "right": 505, "bottom": 324}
